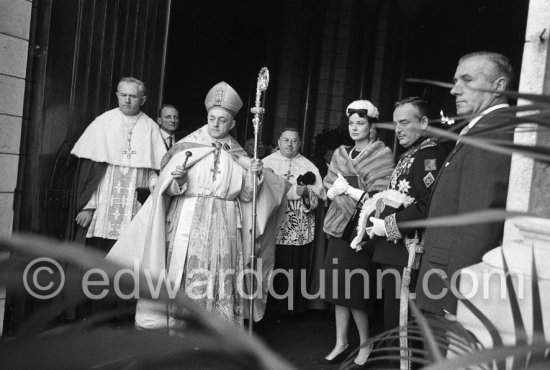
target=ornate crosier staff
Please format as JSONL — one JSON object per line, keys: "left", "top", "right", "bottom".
{"left": 248, "top": 67, "right": 269, "bottom": 335}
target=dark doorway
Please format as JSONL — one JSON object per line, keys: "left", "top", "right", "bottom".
{"left": 162, "top": 0, "right": 284, "bottom": 144}
{"left": 394, "top": 0, "right": 529, "bottom": 116}
{"left": 160, "top": 0, "right": 530, "bottom": 155}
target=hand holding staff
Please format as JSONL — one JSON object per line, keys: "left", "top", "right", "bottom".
{"left": 171, "top": 151, "right": 192, "bottom": 187}
{"left": 182, "top": 151, "right": 192, "bottom": 168}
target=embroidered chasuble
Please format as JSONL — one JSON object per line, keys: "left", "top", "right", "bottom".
{"left": 107, "top": 125, "right": 290, "bottom": 328}
{"left": 164, "top": 136, "right": 250, "bottom": 327}
{"left": 263, "top": 151, "right": 326, "bottom": 246}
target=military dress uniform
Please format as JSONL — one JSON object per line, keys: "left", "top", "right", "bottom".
{"left": 371, "top": 137, "right": 447, "bottom": 331}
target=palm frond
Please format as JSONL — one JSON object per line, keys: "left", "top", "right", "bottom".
{"left": 398, "top": 209, "right": 531, "bottom": 230}
{"left": 0, "top": 233, "right": 295, "bottom": 370}
{"left": 422, "top": 343, "right": 550, "bottom": 370}
{"left": 346, "top": 312, "right": 483, "bottom": 369}
{"left": 406, "top": 78, "right": 550, "bottom": 104}
{"left": 530, "top": 245, "right": 546, "bottom": 364}
{"left": 500, "top": 249, "right": 528, "bottom": 369}
{"left": 433, "top": 270, "right": 507, "bottom": 369}
{"left": 378, "top": 121, "right": 550, "bottom": 163}
{"left": 408, "top": 301, "right": 444, "bottom": 362}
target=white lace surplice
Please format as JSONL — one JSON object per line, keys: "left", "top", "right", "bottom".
{"left": 262, "top": 151, "right": 325, "bottom": 246}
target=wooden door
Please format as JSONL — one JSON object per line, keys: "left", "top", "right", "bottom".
{"left": 6, "top": 0, "right": 172, "bottom": 335}
{"left": 15, "top": 0, "right": 172, "bottom": 237}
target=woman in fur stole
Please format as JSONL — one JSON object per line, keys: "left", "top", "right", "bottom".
{"left": 322, "top": 100, "right": 394, "bottom": 366}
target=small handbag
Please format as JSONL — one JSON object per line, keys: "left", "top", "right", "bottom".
{"left": 341, "top": 192, "right": 368, "bottom": 243}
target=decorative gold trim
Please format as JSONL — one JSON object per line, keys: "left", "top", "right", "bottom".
{"left": 384, "top": 213, "right": 402, "bottom": 243}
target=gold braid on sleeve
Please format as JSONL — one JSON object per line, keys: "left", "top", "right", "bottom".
{"left": 384, "top": 213, "right": 402, "bottom": 243}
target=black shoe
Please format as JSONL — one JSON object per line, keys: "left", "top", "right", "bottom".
{"left": 322, "top": 345, "right": 351, "bottom": 364}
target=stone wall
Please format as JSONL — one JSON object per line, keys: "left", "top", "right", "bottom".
{"left": 0, "top": 0, "right": 33, "bottom": 337}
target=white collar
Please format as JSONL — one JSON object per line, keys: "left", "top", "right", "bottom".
{"left": 160, "top": 129, "right": 175, "bottom": 140}
{"left": 466, "top": 103, "right": 509, "bottom": 130}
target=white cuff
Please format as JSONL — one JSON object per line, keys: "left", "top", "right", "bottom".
{"left": 327, "top": 186, "right": 339, "bottom": 200}
{"left": 345, "top": 186, "right": 365, "bottom": 202}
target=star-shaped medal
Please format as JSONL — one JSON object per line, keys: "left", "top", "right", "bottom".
{"left": 398, "top": 179, "right": 411, "bottom": 193}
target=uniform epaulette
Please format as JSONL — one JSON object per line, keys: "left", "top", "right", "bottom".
{"left": 420, "top": 138, "right": 438, "bottom": 150}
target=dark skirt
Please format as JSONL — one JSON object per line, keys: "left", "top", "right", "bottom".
{"left": 323, "top": 236, "right": 375, "bottom": 312}
{"left": 271, "top": 242, "right": 313, "bottom": 313}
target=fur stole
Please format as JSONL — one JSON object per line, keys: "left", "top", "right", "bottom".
{"left": 323, "top": 141, "right": 394, "bottom": 238}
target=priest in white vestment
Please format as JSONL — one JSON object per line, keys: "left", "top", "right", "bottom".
{"left": 263, "top": 128, "right": 326, "bottom": 312}
{"left": 68, "top": 77, "right": 166, "bottom": 253}
{"left": 107, "top": 82, "right": 289, "bottom": 329}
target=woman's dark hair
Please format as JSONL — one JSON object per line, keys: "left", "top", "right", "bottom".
{"left": 346, "top": 108, "right": 378, "bottom": 123}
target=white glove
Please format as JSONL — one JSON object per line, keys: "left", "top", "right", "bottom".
{"left": 345, "top": 186, "right": 365, "bottom": 202}
{"left": 369, "top": 217, "right": 387, "bottom": 237}
{"left": 327, "top": 174, "right": 349, "bottom": 200}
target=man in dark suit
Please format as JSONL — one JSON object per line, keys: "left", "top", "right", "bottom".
{"left": 157, "top": 104, "right": 181, "bottom": 149}
{"left": 415, "top": 51, "right": 514, "bottom": 318}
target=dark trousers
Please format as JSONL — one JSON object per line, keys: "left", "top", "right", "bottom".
{"left": 270, "top": 243, "right": 313, "bottom": 313}
{"left": 379, "top": 264, "right": 406, "bottom": 368}
{"left": 380, "top": 264, "right": 403, "bottom": 331}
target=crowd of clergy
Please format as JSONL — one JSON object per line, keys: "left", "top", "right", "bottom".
{"left": 66, "top": 50, "right": 514, "bottom": 368}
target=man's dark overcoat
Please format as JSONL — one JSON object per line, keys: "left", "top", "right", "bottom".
{"left": 415, "top": 108, "right": 513, "bottom": 315}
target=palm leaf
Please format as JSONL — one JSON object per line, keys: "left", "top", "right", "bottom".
{"left": 529, "top": 245, "right": 546, "bottom": 364}
{"left": 0, "top": 326, "right": 263, "bottom": 370}
{"left": 398, "top": 209, "right": 530, "bottom": 229}
{"left": 422, "top": 343, "right": 550, "bottom": 370}
{"left": 500, "top": 248, "right": 528, "bottom": 369}
{"left": 436, "top": 270, "right": 506, "bottom": 369}
{"left": 486, "top": 141, "right": 550, "bottom": 158}
{"left": 428, "top": 125, "right": 550, "bottom": 163}
{"left": 0, "top": 234, "right": 295, "bottom": 370}
{"left": 437, "top": 105, "right": 550, "bottom": 130}
{"left": 406, "top": 78, "right": 550, "bottom": 105}
{"left": 409, "top": 302, "right": 444, "bottom": 362}
{"left": 376, "top": 121, "right": 550, "bottom": 163}
{"left": 460, "top": 112, "right": 550, "bottom": 136}
{"left": 349, "top": 314, "right": 482, "bottom": 368}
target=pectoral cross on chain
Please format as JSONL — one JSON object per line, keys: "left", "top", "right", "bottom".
{"left": 122, "top": 133, "right": 137, "bottom": 159}
{"left": 285, "top": 158, "right": 294, "bottom": 181}
{"left": 211, "top": 142, "right": 223, "bottom": 181}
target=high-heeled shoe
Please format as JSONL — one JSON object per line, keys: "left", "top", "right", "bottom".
{"left": 322, "top": 345, "right": 351, "bottom": 364}
{"left": 345, "top": 344, "right": 373, "bottom": 369}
